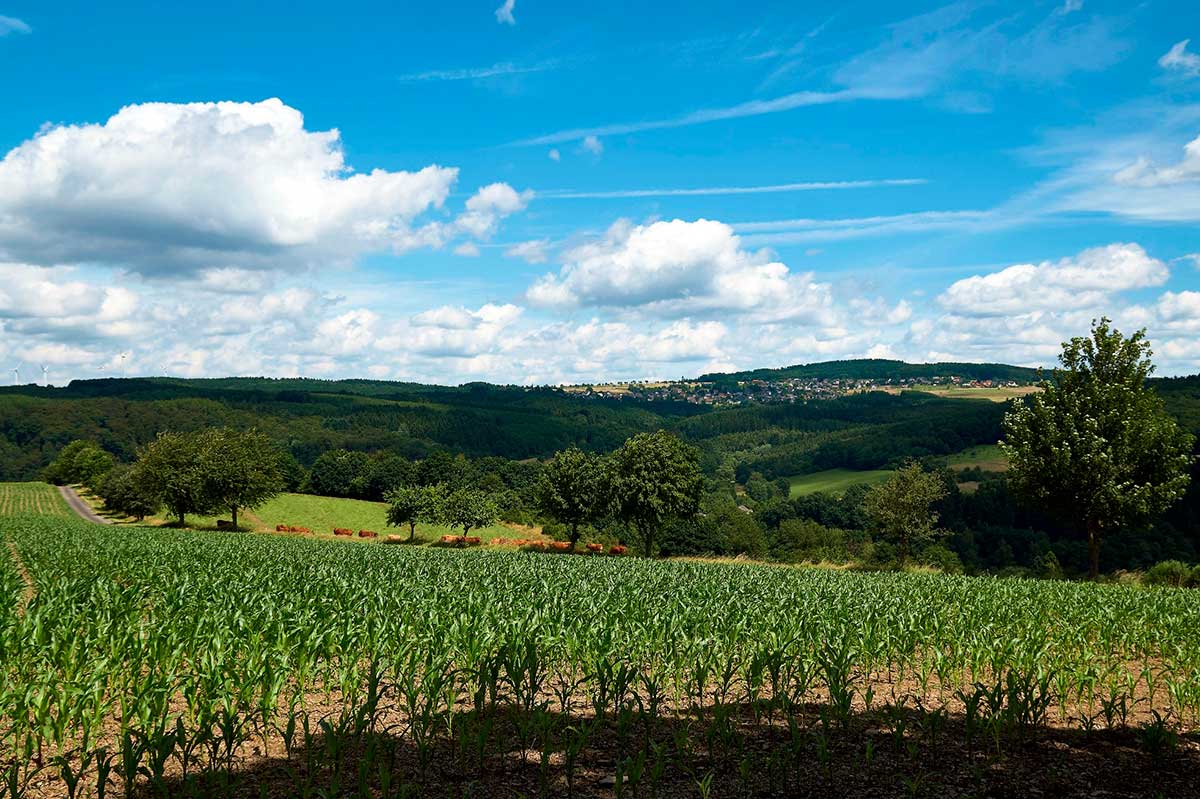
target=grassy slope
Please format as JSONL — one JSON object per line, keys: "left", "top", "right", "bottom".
{"left": 152, "top": 492, "right": 521, "bottom": 544}
{"left": 787, "top": 469, "right": 893, "bottom": 497}
{"left": 942, "top": 443, "right": 1009, "bottom": 471}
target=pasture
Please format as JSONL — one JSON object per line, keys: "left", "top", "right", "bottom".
{"left": 787, "top": 468, "right": 894, "bottom": 497}
{"left": 943, "top": 443, "right": 1010, "bottom": 472}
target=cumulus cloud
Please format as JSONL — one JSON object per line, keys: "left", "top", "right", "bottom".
{"left": 581, "top": 135, "right": 603, "bottom": 155}
{"left": 938, "top": 243, "right": 1169, "bottom": 316}
{"left": 1113, "top": 134, "right": 1200, "bottom": 187}
{"left": 456, "top": 183, "right": 532, "bottom": 239}
{"left": 527, "top": 218, "right": 836, "bottom": 322}
{"left": 382, "top": 303, "right": 523, "bottom": 358}
{"left": 505, "top": 239, "right": 550, "bottom": 263}
{"left": 1159, "top": 40, "right": 1200, "bottom": 77}
{"left": 0, "top": 99, "right": 465, "bottom": 276}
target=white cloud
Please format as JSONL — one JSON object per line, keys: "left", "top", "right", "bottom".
{"left": 1113, "top": 134, "right": 1200, "bottom": 187}
{"left": 398, "top": 59, "right": 555, "bottom": 81}
{"left": 1160, "top": 40, "right": 1200, "bottom": 78}
{"left": 505, "top": 239, "right": 550, "bottom": 263}
{"left": 540, "top": 178, "right": 925, "bottom": 200}
{"left": 0, "top": 15, "right": 30, "bottom": 36}
{"left": 456, "top": 183, "right": 533, "bottom": 239}
{"left": 495, "top": 0, "right": 515, "bottom": 25}
{"left": 0, "top": 99, "right": 461, "bottom": 276}
{"left": 383, "top": 303, "right": 523, "bottom": 358}
{"left": 453, "top": 242, "right": 481, "bottom": 257}
{"left": 548, "top": 148, "right": 561, "bottom": 162}
{"left": 938, "top": 243, "right": 1168, "bottom": 316}
{"left": 581, "top": 135, "right": 603, "bottom": 155}
{"left": 527, "top": 218, "right": 836, "bottom": 322}
{"left": 312, "top": 309, "right": 378, "bottom": 356}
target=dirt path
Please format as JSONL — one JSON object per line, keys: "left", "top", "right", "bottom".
{"left": 6, "top": 541, "right": 35, "bottom": 616}
{"left": 58, "top": 485, "right": 112, "bottom": 525}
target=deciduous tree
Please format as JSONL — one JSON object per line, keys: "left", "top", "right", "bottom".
{"left": 538, "top": 447, "right": 607, "bottom": 549}
{"left": 1001, "top": 319, "right": 1195, "bottom": 579}
{"left": 610, "top": 431, "right": 702, "bottom": 556}
{"left": 862, "top": 461, "right": 948, "bottom": 565}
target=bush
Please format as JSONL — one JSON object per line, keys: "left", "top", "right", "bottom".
{"left": 1037, "top": 550, "right": 1064, "bottom": 581}
{"left": 1143, "top": 560, "right": 1193, "bottom": 588}
{"left": 770, "top": 518, "right": 849, "bottom": 563}
{"left": 1193, "top": 565, "right": 1200, "bottom": 588}
{"left": 918, "top": 544, "right": 963, "bottom": 574}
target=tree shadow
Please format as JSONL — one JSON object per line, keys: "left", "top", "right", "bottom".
{"left": 127, "top": 700, "right": 1200, "bottom": 799}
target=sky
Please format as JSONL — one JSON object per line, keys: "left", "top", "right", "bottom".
{"left": 0, "top": 0, "right": 1197, "bottom": 385}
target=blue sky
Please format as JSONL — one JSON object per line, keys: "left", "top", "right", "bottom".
{"left": 0, "top": 0, "right": 1197, "bottom": 384}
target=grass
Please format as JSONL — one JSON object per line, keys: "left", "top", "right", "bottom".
{"left": 787, "top": 468, "right": 893, "bottom": 497}
{"left": 0, "top": 482, "right": 72, "bottom": 517}
{"left": 150, "top": 491, "right": 522, "bottom": 544}
{"left": 943, "top": 443, "right": 1010, "bottom": 472}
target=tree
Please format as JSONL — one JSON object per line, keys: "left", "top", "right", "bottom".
{"left": 537, "top": 447, "right": 608, "bottom": 549}
{"left": 862, "top": 461, "right": 948, "bottom": 565}
{"left": 385, "top": 484, "right": 443, "bottom": 542}
{"left": 308, "top": 449, "right": 371, "bottom": 497}
{"left": 95, "top": 464, "right": 161, "bottom": 521}
{"left": 441, "top": 487, "right": 498, "bottom": 537}
{"left": 43, "top": 440, "right": 114, "bottom": 487}
{"left": 201, "top": 428, "right": 285, "bottom": 530}
{"left": 1001, "top": 319, "right": 1195, "bottom": 579}
{"left": 132, "top": 431, "right": 219, "bottom": 526}
{"left": 610, "top": 431, "right": 702, "bottom": 556}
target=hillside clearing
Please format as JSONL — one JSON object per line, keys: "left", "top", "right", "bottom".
{"left": 787, "top": 468, "right": 894, "bottom": 497}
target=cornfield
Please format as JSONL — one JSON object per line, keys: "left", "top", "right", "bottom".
{"left": 0, "top": 484, "right": 71, "bottom": 519}
{"left": 2, "top": 510, "right": 1198, "bottom": 797}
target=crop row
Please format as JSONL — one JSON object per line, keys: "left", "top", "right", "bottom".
{"left": 2, "top": 513, "right": 1199, "bottom": 796}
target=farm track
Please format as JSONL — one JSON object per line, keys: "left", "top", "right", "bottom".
{"left": 58, "top": 485, "right": 112, "bottom": 524}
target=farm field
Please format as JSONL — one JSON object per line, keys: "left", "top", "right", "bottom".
{"left": 904, "top": 384, "right": 1041, "bottom": 402}
{"left": 788, "top": 468, "right": 894, "bottom": 497}
{"left": 0, "top": 481, "right": 71, "bottom": 518}
{"left": 3, "top": 508, "right": 1198, "bottom": 797}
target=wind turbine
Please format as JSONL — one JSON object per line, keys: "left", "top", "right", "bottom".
{"left": 40, "top": 365, "right": 48, "bottom": 387}
{"left": 10, "top": 366, "right": 18, "bottom": 386}
{"left": 120, "top": 352, "right": 128, "bottom": 379}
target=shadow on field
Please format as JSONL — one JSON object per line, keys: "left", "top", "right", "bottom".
{"left": 127, "top": 701, "right": 1200, "bottom": 799}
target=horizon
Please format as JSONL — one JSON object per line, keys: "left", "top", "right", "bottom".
{"left": 1, "top": 1, "right": 1198, "bottom": 383}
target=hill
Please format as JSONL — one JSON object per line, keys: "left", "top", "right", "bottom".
{"left": 699, "top": 358, "right": 1044, "bottom": 384}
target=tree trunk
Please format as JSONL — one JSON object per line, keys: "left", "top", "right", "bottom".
{"left": 569, "top": 522, "right": 579, "bottom": 551}
{"left": 1087, "top": 519, "right": 1101, "bottom": 581}
{"left": 640, "top": 523, "right": 653, "bottom": 558}
{"left": 231, "top": 506, "right": 238, "bottom": 531}
{"left": 177, "top": 509, "right": 185, "bottom": 527}
{"left": 408, "top": 521, "right": 416, "bottom": 542}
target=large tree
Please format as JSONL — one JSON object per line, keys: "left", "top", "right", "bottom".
{"left": 1001, "top": 319, "right": 1195, "bottom": 579}
{"left": 538, "top": 447, "right": 607, "bottom": 549}
{"left": 862, "top": 461, "right": 948, "bottom": 565}
{"left": 610, "top": 431, "right": 702, "bottom": 556}
{"left": 43, "top": 440, "right": 114, "bottom": 488}
{"left": 201, "top": 428, "right": 285, "bottom": 530}
{"left": 132, "top": 431, "right": 219, "bottom": 526}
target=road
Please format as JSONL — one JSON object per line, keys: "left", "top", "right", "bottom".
{"left": 58, "top": 486, "right": 113, "bottom": 525}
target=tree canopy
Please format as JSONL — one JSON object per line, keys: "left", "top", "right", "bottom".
{"left": 610, "top": 431, "right": 702, "bottom": 556}
{"left": 862, "top": 461, "right": 948, "bottom": 564}
{"left": 1001, "top": 319, "right": 1195, "bottom": 578}
{"left": 537, "top": 447, "right": 608, "bottom": 548}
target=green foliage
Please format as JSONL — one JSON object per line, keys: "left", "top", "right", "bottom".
{"left": 610, "top": 431, "right": 703, "bottom": 556}
{"left": 95, "top": 464, "right": 161, "bottom": 520}
{"left": 384, "top": 484, "right": 443, "bottom": 541}
{"left": 42, "top": 439, "right": 114, "bottom": 488}
{"left": 199, "top": 428, "right": 284, "bottom": 529}
{"left": 132, "top": 431, "right": 220, "bottom": 525}
{"left": 1002, "top": 319, "right": 1196, "bottom": 578}
{"left": 918, "top": 544, "right": 964, "bottom": 574}
{"left": 862, "top": 461, "right": 949, "bottom": 563}
{"left": 1143, "top": 560, "right": 1193, "bottom": 588}
{"left": 439, "top": 487, "right": 499, "bottom": 535}
{"left": 769, "top": 518, "right": 854, "bottom": 563}
{"left": 537, "top": 447, "right": 608, "bottom": 547}
{"left": 308, "top": 449, "right": 372, "bottom": 497}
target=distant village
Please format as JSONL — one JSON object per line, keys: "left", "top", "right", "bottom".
{"left": 560, "top": 374, "right": 1029, "bottom": 406}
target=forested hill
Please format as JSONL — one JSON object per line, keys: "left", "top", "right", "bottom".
{"left": 1, "top": 365, "right": 1195, "bottom": 484}
{"left": 699, "top": 358, "right": 1044, "bottom": 384}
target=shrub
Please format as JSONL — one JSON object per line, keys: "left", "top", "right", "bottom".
{"left": 918, "top": 544, "right": 963, "bottom": 575}
{"left": 1193, "top": 565, "right": 1200, "bottom": 588}
{"left": 1143, "top": 560, "right": 1193, "bottom": 588}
